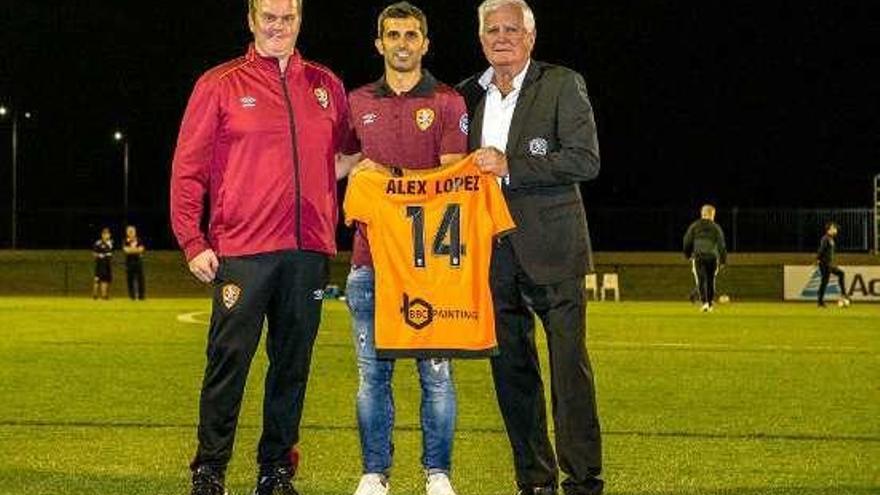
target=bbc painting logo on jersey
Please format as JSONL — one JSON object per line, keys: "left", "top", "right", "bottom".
{"left": 784, "top": 265, "right": 880, "bottom": 301}
{"left": 400, "top": 293, "right": 479, "bottom": 331}
{"left": 401, "top": 293, "right": 434, "bottom": 330}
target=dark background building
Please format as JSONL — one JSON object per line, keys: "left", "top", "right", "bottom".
{"left": 1, "top": 1, "right": 878, "bottom": 250}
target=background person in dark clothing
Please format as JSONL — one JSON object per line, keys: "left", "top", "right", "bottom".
{"left": 92, "top": 227, "right": 113, "bottom": 300}
{"left": 123, "top": 225, "right": 146, "bottom": 300}
{"left": 816, "top": 222, "right": 850, "bottom": 307}
{"left": 683, "top": 205, "right": 727, "bottom": 312}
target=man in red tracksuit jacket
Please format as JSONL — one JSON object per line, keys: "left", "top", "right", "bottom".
{"left": 170, "top": 1, "right": 358, "bottom": 494}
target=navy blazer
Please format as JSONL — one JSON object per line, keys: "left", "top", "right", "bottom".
{"left": 458, "top": 60, "right": 600, "bottom": 284}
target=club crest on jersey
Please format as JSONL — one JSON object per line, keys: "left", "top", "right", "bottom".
{"left": 314, "top": 87, "right": 330, "bottom": 109}
{"left": 415, "top": 108, "right": 435, "bottom": 131}
{"left": 221, "top": 283, "right": 242, "bottom": 310}
{"left": 528, "top": 137, "right": 549, "bottom": 157}
{"left": 459, "top": 113, "right": 469, "bottom": 134}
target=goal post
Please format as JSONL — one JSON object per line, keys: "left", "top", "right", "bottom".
{"left": 875, "top": 174, "right": 880, "bottom": 255}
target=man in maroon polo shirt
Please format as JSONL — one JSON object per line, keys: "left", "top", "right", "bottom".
{"left": 342, "top": 3, "right": 468, "bottom": 495}
{"left": 170, "top": 0, "right": 358, "bottom": 494}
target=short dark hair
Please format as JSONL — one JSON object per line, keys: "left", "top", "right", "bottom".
{"left": 377, "top": 2, "right": 428, "bottom": 38}
{"left": 248, "top": 0, "right": 302, "bottom": 20}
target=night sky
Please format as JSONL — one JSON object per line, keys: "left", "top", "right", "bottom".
{"left": 1, "top": 1, "right": 878, "bottom": 249}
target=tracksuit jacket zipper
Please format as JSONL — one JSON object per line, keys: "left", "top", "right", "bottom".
{"left": 279, "top": 65, "right": 303, "bottom": 250}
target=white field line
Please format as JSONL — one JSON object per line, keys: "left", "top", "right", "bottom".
{"left": 590, "top": 341, "right": 865, "bottom": 353}
{"left": 174, "top": 311, "right": 868, "bottom": 353}
{"left": 176, "top": 311, "right": 210, "bottom": 325}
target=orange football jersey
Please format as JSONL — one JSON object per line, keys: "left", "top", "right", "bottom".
{"left": 344, "top": 154, "right": 515, "bottom": 358}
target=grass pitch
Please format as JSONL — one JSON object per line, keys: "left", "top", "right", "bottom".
{"left": 0, "top": 298, "right": 877, "bottom": 495}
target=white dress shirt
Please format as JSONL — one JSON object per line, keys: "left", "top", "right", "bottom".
{"left": 479, "top": 61, "right": 530, "bottom": 185}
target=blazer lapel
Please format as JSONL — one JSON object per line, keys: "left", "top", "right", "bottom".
{"left": 505, "top": 61, "right": 542, "bottom": 156}
{"left": 469, "top": 91, "right": 486, "bottom": 151}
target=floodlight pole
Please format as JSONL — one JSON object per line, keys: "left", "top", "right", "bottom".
{"left": 114, "top": 131, "right": 130, "bottom": 223}
{"left": 10, "top": 111, "right": 18, "bottom": 250}
{"left": 123, "top": 139, "right": 129, "bottom": 223}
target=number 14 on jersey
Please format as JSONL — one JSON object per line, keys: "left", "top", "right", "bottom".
{"left": 405, "top": 204, "right": 466, "bottom": 268}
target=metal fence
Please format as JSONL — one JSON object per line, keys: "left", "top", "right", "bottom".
{"left": 585, "top": 207, "right": 874, "bottom": 252}
{"left": 0, "top": 206, "right": 875, "bottom": 253}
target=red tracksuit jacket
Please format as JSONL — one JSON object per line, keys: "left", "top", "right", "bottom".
{"left": 171, "top": 44, "right": 357, "bottom": 261}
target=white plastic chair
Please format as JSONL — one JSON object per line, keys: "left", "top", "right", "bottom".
{"left": 601, "top": 273, "right": 620, "bottom": 302}
{"left": 585, "top": 273, "right": 599, "bottom": 300}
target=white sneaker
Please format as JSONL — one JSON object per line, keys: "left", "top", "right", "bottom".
{"left": 426, "top": 473, "right": 457, "bottom": 495}
{"left": 354, "top": 474, "right": 389, "bottom": 495}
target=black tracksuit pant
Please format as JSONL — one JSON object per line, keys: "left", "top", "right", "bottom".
{"left": 193, "top": 250, "right": 328, "bottom": 472}
{"left": 489, "top": 239, "right": 603, "bottom": 495}
{"left": 691, "top": 256, "right": 718, "bottom": 305}
{"left": 817, "top": 263, "right": 846, "bottom": 305}
{"left": 126, "top": 262, "right": 145, "bottom": 299}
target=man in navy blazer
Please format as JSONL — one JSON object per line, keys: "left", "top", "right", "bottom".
{"left": 457, "top": 1, "right": 604, "bottom": 494}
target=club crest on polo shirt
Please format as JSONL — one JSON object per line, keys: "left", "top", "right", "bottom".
{"left": 362, "top": 112, "right": 378, "bottom": 126}
{"left": 221, "top": 283, "right": 242, "bottom": 309}
{"left": 415, "top": 108, "right": 435, "bottom": 131}
{"left": 459, "top": 113, "right": 469, "bottom": 134}
{"left": 528, "top": 137, "right": 549, "bottom": 156}
{"left": 314, "top": 87, "right": 330, "bottom": 109}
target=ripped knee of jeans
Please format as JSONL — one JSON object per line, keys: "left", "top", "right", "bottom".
{"left": 357, "top": 358, "right": 393, "bottom": 394}
{"left": 419, "top": 358, "right": 453, "bottom": 390}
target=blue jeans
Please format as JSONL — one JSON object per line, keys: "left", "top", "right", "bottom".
{"left": 346, "top": 266, "right": 456, "bottom": 476}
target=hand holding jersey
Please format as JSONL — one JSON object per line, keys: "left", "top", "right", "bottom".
{"left": 350, "top": 157, "right": 396, "bottom": 178}
{"left": 474, "top": 146, "right": 509, "bottom": 177}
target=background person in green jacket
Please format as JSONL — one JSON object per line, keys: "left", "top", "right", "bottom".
{"left": 684, "top": 204, "right": 727, "bottom": 312}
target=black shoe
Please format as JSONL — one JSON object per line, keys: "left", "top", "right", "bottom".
{"left": 516, "top": 486, "right": 557, "bottom": 495}
{"left": 253, "top": 465, "right": 298, "bottom": 495}
{"left": 818, "top": 302, "right": 826, "bottom": 308}
{"left": 191, "top": 465, "right": 227, "bottom": 495}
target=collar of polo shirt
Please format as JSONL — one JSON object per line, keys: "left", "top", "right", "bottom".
{"left": 373, "top": 70, "right": 439, "bottom": 98}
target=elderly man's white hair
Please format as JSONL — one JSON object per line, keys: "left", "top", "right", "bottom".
{"left": 478, "top": 0, "right": 536, "bottom": 34}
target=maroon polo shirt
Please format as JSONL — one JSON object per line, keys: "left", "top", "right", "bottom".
{"left": 348, "top": 71, "right": 469, "bottom": 267}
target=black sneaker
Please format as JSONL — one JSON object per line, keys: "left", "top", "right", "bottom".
{"left": 253, "top": 465, "right": 299, "bottom": 495}
{"left": 191, "top": 465, "right": 227, "bottom": 495}
{"left": 516, "top": 486, "right": 557, "bottom": 495}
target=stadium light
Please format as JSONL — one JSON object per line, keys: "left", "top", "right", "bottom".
{"left": 114, "top": 130, "right": 130, "bottom": 222}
